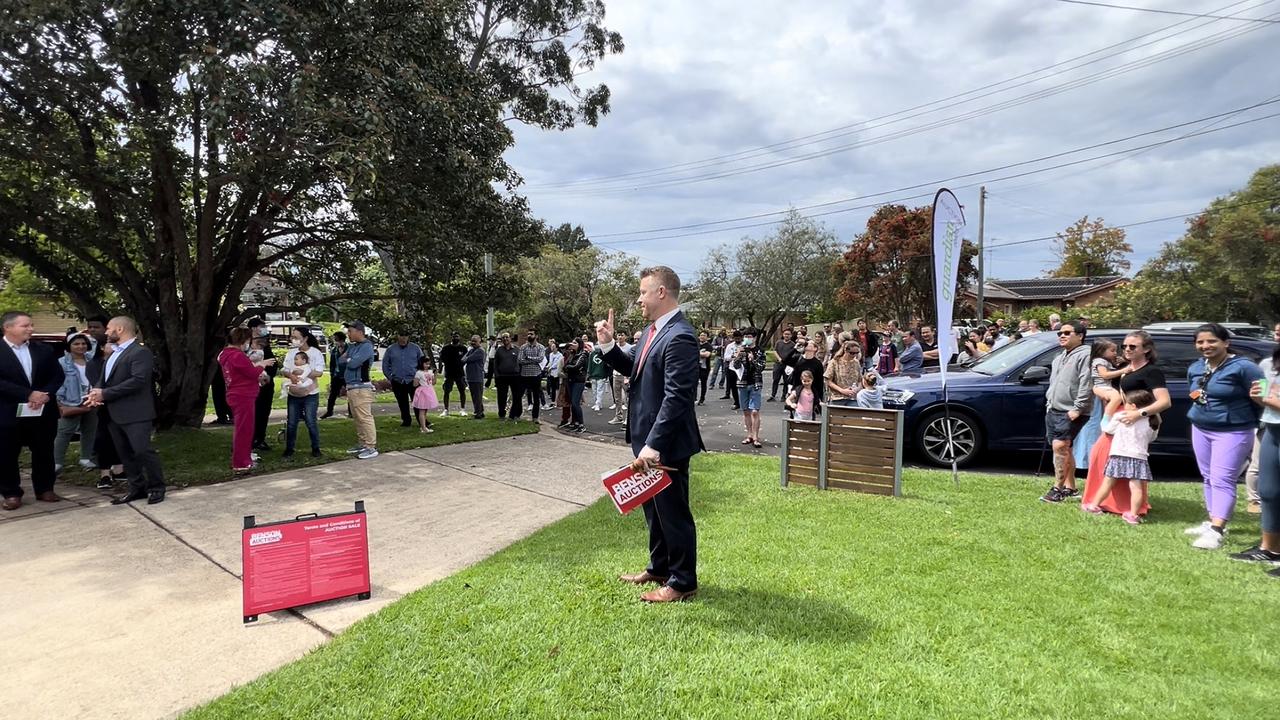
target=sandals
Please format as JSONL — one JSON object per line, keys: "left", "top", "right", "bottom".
{"left": 752, "top": 441, "right": 762, "bottom": 449}
{"left": 741, "top": 438, "right": 753, "bottom": 445}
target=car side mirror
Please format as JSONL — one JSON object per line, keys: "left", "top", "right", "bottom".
{"left": 1020, "top": 366, "right": 1050, "bottom": 384}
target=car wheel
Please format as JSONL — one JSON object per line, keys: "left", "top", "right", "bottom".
{"left": 914, "top": 409, "right": 984, "bottom": 467}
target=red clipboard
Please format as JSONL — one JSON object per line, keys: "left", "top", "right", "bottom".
{"left": 602, "top": 464, "right": 673, "bottom": 514}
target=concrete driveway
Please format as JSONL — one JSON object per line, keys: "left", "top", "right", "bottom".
{"left": 0, "top": 432, "right": 630, "bottom": 720}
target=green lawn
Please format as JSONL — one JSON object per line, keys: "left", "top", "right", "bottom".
{"left": 60, "top": 414, "right": 536, "bottom": 489}
{"left": 185, "top": 454, "right": 1276, "bottom": 719}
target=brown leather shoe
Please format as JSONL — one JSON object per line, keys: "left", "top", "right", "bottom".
{"left": 1, "top": 496, "right": 21, "bottom": 511}
{"left": 36, "top": 491, "right": 60, "bottom": 503}
{"left": 619, "top": 570, "right": 670, "bottom": 585}
{"left": 640, "top": 585, "right": 697, "bottom": 603}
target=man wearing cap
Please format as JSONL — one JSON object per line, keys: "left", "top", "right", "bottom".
{"left": 438, "top": 332, "right": 469, "bottom": 417}
{"left": 383, "top": 332, "right": 424, "bottom": 427}
{"left": 341, "top": 322, "right": 379, "bottom": 459}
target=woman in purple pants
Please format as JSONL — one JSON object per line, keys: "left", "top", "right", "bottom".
{"left": 1185, "top": 324, "right": 1264, "bottom": 551}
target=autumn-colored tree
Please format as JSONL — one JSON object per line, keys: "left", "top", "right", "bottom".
{"left": 835, "top": 204, "right": 978, "bottom": 325}
{"left": 1050, "top": 217, "right": 1132, "bottom": 278}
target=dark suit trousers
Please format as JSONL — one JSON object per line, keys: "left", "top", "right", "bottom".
{"left": 643, "top": 456, "right": 697, "bottom": 592}
{"left": 252, "top": 384, "right": 273, "bottom": 445}
{"left": 1, "top": 417, "right": 57, "bottom": 499}
{"left": 391, "top": 380, "right": 414, "bottom": 425}
{"left": 107, "top": 418, "right": 165, "bottom": 493}
{"left": 325, "top": 376, "right": 346, "bottom": 416}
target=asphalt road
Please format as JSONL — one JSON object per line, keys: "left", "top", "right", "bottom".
{"left": 560, "top": 371, "right": 1201, "bottom": 482}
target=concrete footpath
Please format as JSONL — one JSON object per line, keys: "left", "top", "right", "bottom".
{"left": 0, "top": 431, "right": 631, "bottom": 720}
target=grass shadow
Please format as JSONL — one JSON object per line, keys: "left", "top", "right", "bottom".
{"left": 687, "top": 584, "right": 875, "bottom": 646}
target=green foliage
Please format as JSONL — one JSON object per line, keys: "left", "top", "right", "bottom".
{"left": 1095, "top": 165, "right": 1280, "bottom": 325}
{"left": 0, "top": 261, "right": 71, "bottom": 314}
{"left": 1050, "top": 216, "right": 1132, "bottom": 278}
{"left": 0, "top": 1, "right": 537, "bottom": 426}
{"left": 696, "top": 210, "right": 842, "bottom": 339}
{"left": 836, "top": 204, "right": 979, "bottom": 325}
{"left": 547, "top": 223, "right": 591, "bottom": 252}
{"left": 187, "top": 454, "right": 1278, "bottom": 719}
{"left": 453, "top": 0, "right": 625, "bottom": 129}
{"left": 515, "top": 244, "right": 640, "bottom": 338}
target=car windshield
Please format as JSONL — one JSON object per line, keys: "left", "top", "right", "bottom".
{"left": 966, "top": 337, "right": 1050, "bottom": 376}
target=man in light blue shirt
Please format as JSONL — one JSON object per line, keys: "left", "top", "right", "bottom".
{"left": 382, "top": 333, "right": 424, "bottom": 428}
{"left": 341, "top": 322, "right": 379, "bottom": 459}
{"left": 897, "top": 330, "right": 924, "bottom": 374}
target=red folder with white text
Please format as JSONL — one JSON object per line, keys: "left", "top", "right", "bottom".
{"left": 602, "top": 464, "right": 673, "bottom": 514}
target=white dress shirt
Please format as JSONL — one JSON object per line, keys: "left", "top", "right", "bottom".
{"left": 6, "top": 338, "right": 33, "bottom": 383}
{"left": 104, "top": 337, "right": 136, "bottom": 381}
{"left": 596, "top": 307, "right": 680, "bottom": 355}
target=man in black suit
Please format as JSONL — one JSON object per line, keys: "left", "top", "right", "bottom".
{"left": 86, "top": 316, "right": 167, "bottom": 505}
{"left": 596, "top": 266, "right": 704, "bottom": 603}
{"left": 0, "top": 311, "right": 65, "bottom": 510}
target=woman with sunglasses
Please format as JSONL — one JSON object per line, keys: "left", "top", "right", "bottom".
{"left": 1184, "top": 323, "right": 1264, "bottom": 550}
{"left": 1085, "top": 332, "right": 1173, "bottom": 514}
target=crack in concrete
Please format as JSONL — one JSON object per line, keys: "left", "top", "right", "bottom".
{"left": 127, "top": 504, "right": 336, "bottom": 640}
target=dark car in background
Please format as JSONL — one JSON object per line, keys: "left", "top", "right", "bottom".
{"left": 881, "top": 330, "right": 1276, "bottom": 467}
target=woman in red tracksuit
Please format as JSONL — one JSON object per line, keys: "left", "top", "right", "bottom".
{"left": 218, "top": 327, "right": 276, "bottom": 472}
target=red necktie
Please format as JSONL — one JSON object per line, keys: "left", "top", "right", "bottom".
{"left": 635, "top": 324, "right": 657, "bottom": 372}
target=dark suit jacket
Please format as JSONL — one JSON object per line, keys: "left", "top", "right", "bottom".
{"left": 0, "top": 340, "right": 63, "bottom": 427}
{"left": 94, "top": 341, "right": 157, "bottom": 424}
{"left": 604, "top": 310, "right": 704, "bottom": 462}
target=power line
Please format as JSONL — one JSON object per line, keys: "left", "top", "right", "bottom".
{"left": 988, "top": 195, "right": 1280, "bottom": 249}
{"left": 1052, "top": 0, "right": 1280, "bottom": 23}
{"left": 529, "top": 1, "right": 1276, "bottom": 193}
{"left": 589, "top": 99, "right": 1280, "bottom": 243}
{"left": 530, "top": 0, "right": 1268, "bottom": 189}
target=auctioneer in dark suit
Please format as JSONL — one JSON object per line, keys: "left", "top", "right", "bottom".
{"left": 0, "top": 338, "right": 64, "bottom": 501}
{"left": 603, "top": 309, "right": 704, "bottom": 594}
{"left": 94, "top": 338, "right": 166, "bottom": 499}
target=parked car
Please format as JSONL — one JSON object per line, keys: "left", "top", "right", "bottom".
{"left": 1143, "top": 322, "right": 1269, "bottom": 339}
{"left": 880, "top": 330, "right": 1276, "bottom": 467}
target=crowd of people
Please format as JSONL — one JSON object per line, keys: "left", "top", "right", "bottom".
{"left": 3, "top": 312, "right": 167, "bottom": 508}
{"left": 1035, "top": 320, "right": 1280, "bottom": 580}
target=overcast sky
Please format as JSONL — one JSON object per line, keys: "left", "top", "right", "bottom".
{"left": 504, "top": 0, "right": 1280, "bottom": 285}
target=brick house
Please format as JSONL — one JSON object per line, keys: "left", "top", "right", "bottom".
{"left": 961, "top": 275, "right": 1129, "bottom": 316}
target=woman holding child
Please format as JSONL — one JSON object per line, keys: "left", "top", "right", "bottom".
{"left": 1081, "top": 331, "right": 1171, "bottom": 517}
{"left": 282, "top": 327, "right": 326, "bottom": 458}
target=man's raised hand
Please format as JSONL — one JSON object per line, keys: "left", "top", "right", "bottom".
{"left": 596, "top": 309, "right": 615, "bottom": 346}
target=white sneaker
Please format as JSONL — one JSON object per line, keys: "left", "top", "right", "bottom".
{"left": 1192, "top": 528, "right": 1226, "bottom": 550}
{"left": 609, "top": 404, "right": 617, "bottom": 410}
{"left": 439, "top": 409, "right": 449, "bottom": 417}
{"left": 458, "top": 409, "right": 469, "bottom": 417}
{"left": 592, "top": 405, "right": 601, "bottom": 412}
{"left": 357, "top": 447, "right": 380, "bottom": 460}
{"left": 607, "top": 417, "right": 623, "bottom": 425}
{"left": 78, "top": 459, "right": 97, "bottom": 471}
{"left": 1184, "top": 521, "right": 1213, "bottom": 536}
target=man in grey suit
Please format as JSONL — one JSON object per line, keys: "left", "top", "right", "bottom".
{"left": 86, "top": 316, "right": 167, "bottom": 505}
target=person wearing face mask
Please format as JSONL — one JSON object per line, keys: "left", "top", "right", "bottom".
{"left": 246, "top": 318, "right": 278, "bottom": 453}
{"left": 219, "top": 327, "right": 277, "bottom": 473}
{"left": 732, "top": 328, "right": 767, "bottom": 448}
{"left": 463, "top": 335, "right": 488, "bottom": 419}
{"left": 282, "top": 328, "right": 326, "bottom": 458}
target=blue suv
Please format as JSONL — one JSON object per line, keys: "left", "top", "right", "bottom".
{"left": 881, "top": 330, "right": 1275, "bottom": 467}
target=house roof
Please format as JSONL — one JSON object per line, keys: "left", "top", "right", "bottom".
{"left": 965, "top": 275, "right": 1126, "bottom": 301}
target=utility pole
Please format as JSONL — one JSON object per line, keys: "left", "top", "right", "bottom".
{"left": 484, "top": 253, "right": 495, "bottom": 338}
{"left": 976, "top": 186, "right": 986, "bottom": 321}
